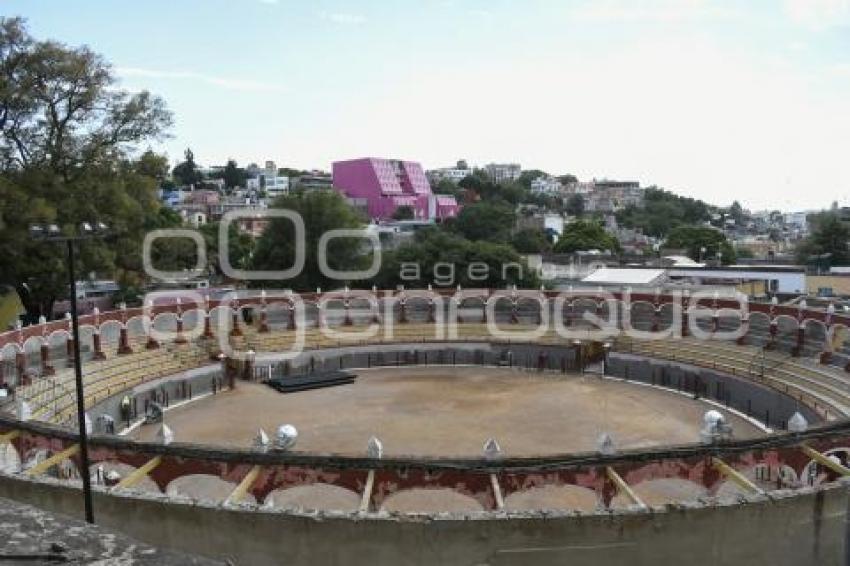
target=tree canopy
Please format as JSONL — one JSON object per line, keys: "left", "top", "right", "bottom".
{"left": 796, "top": 212, "right": 850, "bottom": 267}
{"left": 372, "top": 228, "right": 539, "bottom": 289}
{"left": 172, "top": 148, "right": 202, "bottom": 187}
{"left": 553, "top": 220, "right": 619, "bottom": 254}
{"left": 450, "top": 201, "right": 516, "bottom": 242}
{"left": 250, "top": 190, "right": 369, "bottom": 290}
{"left": 222, "top": 159, "right": 246, "bottom": 191}
{"left": 664, "top": 225, "right": 735, "bottom": 264}
{"left": 517, "top": 169, "right": 546, "bottom": 189}
{"left": 0, "top": 17, "right": 173, "bottom": 318}
{"left": 511, "top": 228, "right": 551, "bottom": 254}
{"left": 0, "top": 18, "right": 171, "bottom": 176}
{"left": 728, "top": 200, "right": 745, "bottom": 225}
{"left": 616, "top": 187, "right": 712, "bottom": 237}
{"left": 458, "top": 170, "right": 527, "bottom": 205}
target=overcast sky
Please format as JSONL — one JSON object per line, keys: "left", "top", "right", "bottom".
{"left": 7, "top": 0, "right": 850, "bottom": 211}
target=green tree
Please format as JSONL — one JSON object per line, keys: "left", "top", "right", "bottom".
{"left": 565, "top": 194, "right": 585, "bottom": 217}
{"left": 451, "top": 201, "right": 516, "bottom": 242}
{"left": 517, "top": 169, "right": 546, "bottom": 189}
{"left": 511, "top": 228, "right": 550, "bottom": 254}
{"left": 199, "top": 222, "right": 254, "bottom": 277}
{"left": 729, "top": 200, "right": 745, "bottom": 225}
{"left": 222, "top": 159, "right": 246, "bottom": 191}
{"left": 499, "top": 182, "right": 528, "bottom": 205}
{"left": 392, "top": 205, "right": 414, "bottom": 220}
{"left": 135, "top": 150, "right": 170, "bottom": 186}
{"left": 372, "top": 229, "right": 539, "bottom": 289}
{"left": 616, "top": 187, "right": 712, "bottom": 237}
{"left": 553, "top": 220, "right": 619, "bottom": 254}
{"left": 433, "top": 178, "right": 460, "bottom": 197}
{"left": 458, "top": 171, "right": 487, "bottom": 194}
{"left": 250, "top": 190, "right": 369, "bottom": 290}
{"left": 457, "top": 171, "right": 528, "bottom": 204}
{"left": 796, "top": 212, "right": 850, "bottom": 267}
{"left": 172, "top": 148, "right": 202, "bottom": 187}
{"left": 665, "top": 225, "right": 735, "bottom": 264}
{"left": 0, "top": 17, "right": 172, "bottom": 318}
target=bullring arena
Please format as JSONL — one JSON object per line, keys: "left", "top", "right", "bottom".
{"left": 3, "top": 289, "right": 850, "bottom": 565}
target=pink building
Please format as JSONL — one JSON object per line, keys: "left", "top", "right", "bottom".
{"left": 332, "top": 158, "right": 459, "bottom": 221}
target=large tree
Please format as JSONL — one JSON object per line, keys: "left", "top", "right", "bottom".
{"left": 729, "top": 200, "right": 745, "bottom": 225}
{"left": 511, "top": 228, "right": 551, "bottom": 254}
{"left": 372, "top": 228, "right": 539, "bottom": 289}
{"left": 517, "top": 169, "right": 546, "bottom": 189}
{"left": 0, "top": 17, "right": 173, "bottom": 318}
{"left": 134, "top": 149, "right": 169, "bottom": 185}
{"left": 172, "top": 148, "right": 202, "bottom": 187}
{"left": 616, "top": 187, "right": 712, "bottom": 237}
{"left": 457, "top": 171, "right": 528, "bottom": 205}
{"left": 250, "top": 190, "right": 369, "bottom": 290}
{"left": 222, "top": 158, "right": 246, "bottom": 191}
{"left": 665, "top": 225, "right": 735, "bottom": 264}
{"left": 553, "top": 220, "right": 620, "bottom": 254}
{"left": 451, "top": 201, "right": 516, "bottom": 242}
{"left": 796, "top": 212, "right": 850, "bottom": 268}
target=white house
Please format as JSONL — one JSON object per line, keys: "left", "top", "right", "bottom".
{"left": 246, "top": 160, "right": 289, "bottom": 197}
{"left": 530, "top": 176, "right": 563, "bottom": 195}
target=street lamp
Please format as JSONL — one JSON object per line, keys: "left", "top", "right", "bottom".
{"left": 30, "top": 221, "right": 109, "bottom": 524}
{"left": 699, "top": 246, "right": 707, "bottom": 263}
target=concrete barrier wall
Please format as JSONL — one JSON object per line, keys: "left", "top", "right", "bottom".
{"left": 92, "top": 365, "right": 224, "bottom": 431}
{"left": 87, "top": 342, "right": 580, "bottom": 429}
{"left": 0, "top": 473, "right": 847, "bottom": 566}
{"left": 607, "top": 353, "right": 820, "bottom": 428}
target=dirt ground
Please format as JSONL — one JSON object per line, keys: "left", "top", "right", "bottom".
{"left": 135, "top": 367, "right": 761, "bottom": 457}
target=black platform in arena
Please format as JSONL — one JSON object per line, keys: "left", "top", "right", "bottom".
{"left": 266, "top": 370, "right": 357, "bottom": 393}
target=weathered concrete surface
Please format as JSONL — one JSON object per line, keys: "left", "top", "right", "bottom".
{"left": 0, "top": 496, "right": 223, "bottom": 565}
{"left": 1, "top": 473, "right": 847, "bottom": 566}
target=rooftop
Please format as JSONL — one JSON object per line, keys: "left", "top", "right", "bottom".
{"left": 582, "top": 267, "right": 666, "bottom": 286}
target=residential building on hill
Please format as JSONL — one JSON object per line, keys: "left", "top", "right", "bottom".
{"left": 530, "top": 176, "right": 563, "bottom": 195}
{"left": 292, "top": 171, "right": 333, "bottom": 191}
{"left": 484, "top": 162, "right": 521, "bottom": 183}
{"left": 246, "top": 160, "right": 289, "bottom": 197}
{"left": 426, "top": 160, "right": 473, "bottom": 184}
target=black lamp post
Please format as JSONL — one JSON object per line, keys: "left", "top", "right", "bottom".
{"left": 30, "top": 221, "right": 108, "bottom": 524}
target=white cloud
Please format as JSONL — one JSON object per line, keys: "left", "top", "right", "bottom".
{"left": 784, "top": 0, "right": 850, "bottom": 30}
{"left": 258, "top": 0, "right": 278, "bottom": 4}
{"left": 116, "top": 67, "right": 289, "bottom": 94}
{"left": 319, "top": 11, "right": 366, "bottom": 25}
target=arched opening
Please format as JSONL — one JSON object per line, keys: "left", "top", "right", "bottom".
{"left": 504, "top": 484, "right": 598, "bottom": 512}
{"left": 610, "top": 477, "right": 707, "bottom": 507}
{"left": 264, "top": 483, "right": 360, "bottom": 511}
{"left": 380, "top": 488, "right": 484, "bottom": 513}
{"left": 166, "top": 473, "right": 255, "bottom": 504}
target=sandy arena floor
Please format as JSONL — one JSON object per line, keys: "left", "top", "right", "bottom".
{"left": 134, "top": 367, "right": 761, "bottom": 457}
